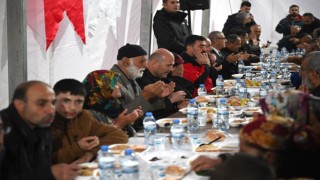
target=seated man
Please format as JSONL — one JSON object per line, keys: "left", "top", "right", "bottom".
{"left": 0, "top": 81, "right": 80, "bottom": 180}
{"left": 235, "top": 30, "right": 259, "bottom": 65}
{"left": 220, "top": 34, "right": 243, "bottom": 79}
{"left": 51, "top": 79, "right": 128, "bottom": 164}
{"left": 300, "top": 13, "right": 320, "bottom": 35}
{"left": 136, "top": 48, "right": 186, "bottom": 119}
{"left": 208, "top": 31, "right": 226, "bottom": 68}
{"left": 299, "top": 51, "right": 320, "bottom": 97}
{"left": 181, "top": 35, "right": 218, "bottom": 95}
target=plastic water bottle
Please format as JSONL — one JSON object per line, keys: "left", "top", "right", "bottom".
{"left": 269, "top": 72, "right": 277, "bottom": 88}
{"left": 261, "top": 64, "right": 268, "bottom": 79}
{"left": 216, "top": 75, "right": 224, "bottom": 95}
{"left": 281, "top": 47, "right": 288, "bottom": 59}
{"left": 239, "top": 82, "right": 247, "bottom": 99}
{"left": 121, "top": 149, "right": 139, "bottom": 179}
{"left": 238, "top": 60, "right": 245, "bottom": 74}
{"left": 187, "top": 99, "right": 198, "bottom": 132}
{"left": 217, "top": 99, "right": 229, "bottom": 131}
{"left": 171, "top": 119, "right": 185, "bottom": 149}
{"left": 245, "top": 68, "right": 253, "bottom": 80}
{"left": 143, "top": 112, "right": 157, "bottom": 146}
{"left": 234, "top": 78, "right": 242, "bottom": 96}
{"left": 259, "top": 52, "right": 264, "bottom": 62}
{"left": 98, "top": 145, "right": 115, "bottom": 180}
{"left": 259, "top": 83, "right": 268, "bottom": 98}
{"left": 197, "top": 84, "right": 207, "bottom": 96}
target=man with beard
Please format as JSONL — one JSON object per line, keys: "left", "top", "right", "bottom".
{"left": 299, "top": 51, "right": 320, "bottom": 97}
{"left": 111, "top": 44, "right": 173, "bottom": 127}
{"left": 181, "top": 35, "right": 218, "bottom": 96}
{"left": 276, "top": 5, "right": 304, "bottom": 37}
{"left": 136, "top": 48, "right": 186, "bottom": 119}
{"left": 0, "top": 81, "right": 80, "bottom": 180}
{"left": 153, "top": 0, "right": 192, "bottom": 54}
{"left": 300, "top": 13, "right": 320, "bottom": 35}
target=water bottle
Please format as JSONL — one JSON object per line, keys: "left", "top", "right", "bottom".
{"left": 187, "top": 99, "right": 198, "bottom": 132}
{"left": 170, "top": 119, "right": 185, "bottom": 149}
{"left": 238, "top": 60, "right": 245, "bottom": 74}
{"left": 259, "top": 52, "right": 264, "bottom": 62}
{"left": 245, "top": 68, "right": 253, "bottom": 80}
{"left": 269, "top": 72, "right": 277, "bottom": 88}
{"left": 121, "top": 149, "right": 139, "bottom": 179}
{"left": 98, "top": 145, "right": 115, "bottom": 180}
{"left": 259, "top": 83, "right": 268, "bottom": 98}
{"left": 197, "top": 84, "right": 207, "bottom": 96}
{"left": 234, "top": 78, "right": 242, "bottom": 96}
{"left": 217, "top": 99, "right": 229, "bottom": 131}
{"left": 239, "top": 82, "right": 247, "bottom": 99}
{"left": 216, "top": 75, "right": 224, "bottom": 95}
{"left": 143, "top": 112, "right": 157, "bottom": 146}
{"left": 261, "top": 64, "right": 268, "bottom": 79}
{"left": 281, "top": 47, "right": 288, "bottom": 59}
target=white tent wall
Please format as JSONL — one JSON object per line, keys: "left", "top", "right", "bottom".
{"left": 1, "top": 0, "right": 320, "bottom": 109}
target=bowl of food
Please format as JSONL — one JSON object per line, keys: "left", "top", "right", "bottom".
{"left": 156, "top": 118, "right": 188, "bottom": 128}
{"left": 242, "top": 107, "right": 262, "bottom": 116}
{"left": 109, "top": 144, "right": 147, "bottom": 154}
{"left": 231, "top": 74, "right": 244, "bottom": 79}
{"left": 229, "top": 118, "right": 248, "bottom": 127}
{"left": 76, "top": 163, "right": 99, "bottom": 180}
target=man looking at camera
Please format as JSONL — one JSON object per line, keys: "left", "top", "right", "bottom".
{"left": 51, "top": 79, "right": 128, "bottom": 164}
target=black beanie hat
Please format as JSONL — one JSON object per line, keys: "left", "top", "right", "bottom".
{"left": 117, "top": 43, "right": 147, "bottom": 60}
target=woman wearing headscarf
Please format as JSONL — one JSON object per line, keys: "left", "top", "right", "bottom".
{"left": 82, "top": 70, "right": 143, "bottom": 137}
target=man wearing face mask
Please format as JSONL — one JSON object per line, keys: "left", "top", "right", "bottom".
{"left": 111, "top": 44, "right": 172, "bottom": 128}
{"left": 276, "top": 4, "right": 304, "bottom": 37}
{"left": 181, "top": 35, "right": 218, "bottom": 96}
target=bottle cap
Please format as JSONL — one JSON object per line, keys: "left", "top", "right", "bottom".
{"left": 218, "top": 75, "right": 222, "bottom": 78}
{"left": 189, "top": 99, "right": 196, "bottom": 103}
{"left": 220, "top": 98, "right": 226, "bottom": 103}
{"left": 145, "top": 112, "right": 153, "bottom": 117}
{"left": 101, "top": 145, "right": 109, "bottom": 151}
{"left": 124, "top": 148, "right": 133, "bottom": 155}
{"left": 199, "top": 84, "right": 204, "bottom": 87}
{"left": 173, "top": 119, "right": 180, "bottom": 124}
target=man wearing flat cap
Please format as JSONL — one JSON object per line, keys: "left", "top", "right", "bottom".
{"left": 111, "top": 44, "right": 172, "bottom": 129}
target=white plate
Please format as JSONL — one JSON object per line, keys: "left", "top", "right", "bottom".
{"left": 231, "top": 74, "right": 244, "bottom": 78}
{"left": 76, "top": 162, "right": 99, "bottom": 180}
{"left": 242, "top": 107, "right": 262, "bottom": 116}
{"left": 156, "top": 118, "right": 188, "bottom": 128}
{"left": 179, "top": 108, "right": 188, "bottom": 114}
{"left": 229, "top": 118, "right": 249, "bottom": 127}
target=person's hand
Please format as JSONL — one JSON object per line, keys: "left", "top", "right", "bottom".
{"left": 190, "top": 156, "right": 222, "bottom": 172}
{"left": 112, "top": 83, "right": 122, "bottom": 98}
{"left": 159, "top": 81, "right": 175, "bottom": 98}
{"left": 299, "top": 84, "right": 310, "bottom": 93}
{"left": 214, "top": 64, "right": 222, "bottom": 71}
{"left": 239, "top": 53, "right": 250, "bottom": 61}
{"left": 142, "top": 81, "right": 166, "bottom": 99}
{"left": 195, "top": 52, "right": 210, "bottom": 65}
{"left": 227, "top": 53, "right": 242, "bottom": 63}
{"left": 51, "top": 163, "right": 80, "bottom": 180}
{"left": 72, "top": 152, "right": 94, "bottom": 164}
{"left": 168, "top": 91, "right": 187, "bottom": 103}
{"left": 289, "top": 37, "right": 299, "bottom": 44}
{"left": 77, "top": 136, "right": 99, "bottom": 151}
{"left": 114, "top": 108, "right": 141, "bottom": 128}
{"left": 177, "top": 100, "right": 189, "bottom": 109}
{"left": 208, "top": 53, "right": 217, "bottom": 66}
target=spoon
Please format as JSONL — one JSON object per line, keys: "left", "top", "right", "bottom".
{"left": 198, "top": 136, "right": 222, "bottom": 147}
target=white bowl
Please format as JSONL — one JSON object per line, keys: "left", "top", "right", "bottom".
{"left": 242, "top": 107, "right": 262, "bottom": 116}
{"left": 231, "top": 74, "right": 244, "bottom": 78}
{"left": 156, "top": 118, "right": 188, "bottom": 128}
{"left": 229, "top": 118, "right": 248, "bottom": 127}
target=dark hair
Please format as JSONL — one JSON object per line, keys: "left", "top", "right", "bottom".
{"left": 185, "top": 35, "right": 206, "bottom": 47}
{"left": 208, "top": 31, "right": 223, "bottom": 42}
{"left": 303, "top": 12, "right": 314, "bottom": 18}
{"left": 53, "top": 79, "right": 86, "bottom": 97}
{"left": 162, "top": 0, "right": 169, "bottom": 3}
{"left": 12, "top": 81, "right": 50, "bottom": 102}
{"left": 226, "top": 34, "right": 240, "bottom": 43}
{"left": 290, "top": 4, "right": 299, "bottom": 9}
{"left": 241, "top": 1, "right": 251, "bottom": 7}
{"left": 234, "top": 30, "right": 247, "bottom": 38}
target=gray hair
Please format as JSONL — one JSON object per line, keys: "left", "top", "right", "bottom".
{"left": 306, "top": 51, "right": 320, "bottom": 73}
{"left": 236, "top": 12, "right": 250, "bottom": 20}
{"left": 208, "top": 31, "right": 223, "bottom": 42}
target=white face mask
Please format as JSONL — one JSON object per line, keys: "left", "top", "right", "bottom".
{"left": 126, "top": 59, "right": 145, "bottom": 79}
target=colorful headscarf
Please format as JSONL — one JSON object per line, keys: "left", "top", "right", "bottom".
{"left": 82, "top": 70, "right": 123, "bottom": 118}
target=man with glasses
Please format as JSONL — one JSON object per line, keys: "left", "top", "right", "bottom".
{"left": 299, "top": 51, "right": 320, "bottom": 96}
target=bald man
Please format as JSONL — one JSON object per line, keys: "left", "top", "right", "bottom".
{"left": 136, "top": 48, "right": 187, "bottom": 119}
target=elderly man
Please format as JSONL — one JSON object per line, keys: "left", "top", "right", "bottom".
{"left": 51, "top": 79, "right": 128, "bottom": 164}
{"left": 153, "top": 0, "right": 192, "bottom": 54}
{"left": 225, "top": 12, "right": 251, "bottom": 36}
{"left": 276, "top": 4, "right": 304, "bottom": 37}
{"left": 208, "top": 31, "right": 227, "bottom": 67}
{"left": 0, "top": 81, "right": 80, "bottom": 180}
{"left": 299, "top": 51, "right": 320, "bottom": 96}
{"left": 222, "top": 1, "right": 256, "bottom": 36}
{"left": 181, "top": 35, "right": 218, "bottom": 96}
{"left": 136, "top": 48, "right": 186, "bottom": 119}
{"left": 111, "top": 44, "right": 172, "bottom": 128}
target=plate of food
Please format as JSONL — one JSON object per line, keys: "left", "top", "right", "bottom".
{"left": 244, "top": 79, "right": 262, "bottom": 88}
{"left": 109, "top": 144, "right": 147, "bottom": 154}
{"left": 227, "top": 97, "right": 249, "bottom": 107}
{"left": 229, "top": 118, "right": 249, "bottom": 127}
{"left": 242, "top": 107, "right": 262, "bottom": 116}
{"left": 156, "top": 118, "right": 188, "bottom": 128}
{"left": 76, "top": 162, "right": 99, "bottom": 180}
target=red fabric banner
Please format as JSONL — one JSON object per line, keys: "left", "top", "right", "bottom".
{"left": 44, "top": 0, "right": 86, "bottom": 50}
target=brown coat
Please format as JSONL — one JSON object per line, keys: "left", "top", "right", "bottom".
{"left": 51, "top": 110, "right": 128, "bottom": 164}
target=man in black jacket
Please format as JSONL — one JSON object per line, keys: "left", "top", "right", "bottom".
{"left": 300, "top": 13, "right": 320, "bottom": 36}
{"left": 0, "top": 81, "right": 80, "bottom": 180}
{"left": 153, "top": 0, "right": 192, "bottom": 54}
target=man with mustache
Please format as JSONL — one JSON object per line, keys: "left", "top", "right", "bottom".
{"left": 276, "top": 4, "right": 304, "bottom": 37}
{"left": 111, "top": 44, "right": 173, "bottom": 128}
{"left": 0, "top": 81, "right": 80, "bottom": 180}
{"left": 136, "top": 48, "right": 186, "bottom": 119}
{"left": 181, "top": 35, "right": 219, "bottom": 96}
{"left": 299, "top": 51, "right": 320, "bottom": 97}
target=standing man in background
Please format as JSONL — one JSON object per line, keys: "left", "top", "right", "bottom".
{"left": 276, "top": 5, "right": 304, "bottom": 37}
{"left": 153, "top": 0, "right": 192, "bottom": 54}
